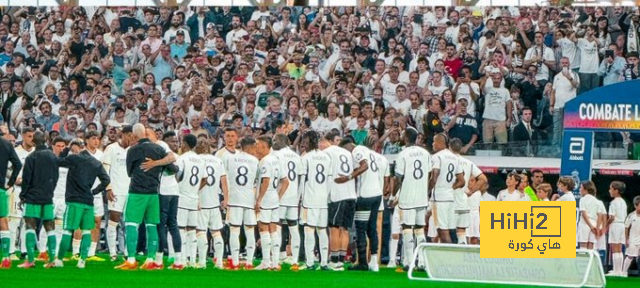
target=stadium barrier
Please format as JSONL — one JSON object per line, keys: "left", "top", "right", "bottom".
{"left": 408, "top": 243, "right": 606, "bottom": 288}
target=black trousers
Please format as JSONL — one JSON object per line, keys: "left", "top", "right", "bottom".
{"left": 158, "top": 195, "right": 181, "bottom": 253}
{"left": 354, "top": 196, "right": 382, "bottom": 264}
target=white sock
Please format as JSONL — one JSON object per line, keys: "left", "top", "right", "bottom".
{"left": 187, "top": 230, "right": 197, "bottom": 265}
{"left": 179, "top": 229, "right": 187, "bottom": 264}
{"left": 318, "top": 228, "right": 329, "bottom": 266}
{"left": 304, "top": 227, "right": 316, "bottom": 267}
{"left": 622, "top": 256, "right": 633, "bottom": 273}
{"left": 197, "top": 231, "right": 207, "bottom": 266}
{"left": 127, "top": 256, "right": 136, "bottom": 264}
{"left": 167, "top": 233, "right": 174, "bottom": 258}
{"left": 8, "top": 218, "right": 19, "bottom": 254}
{"left": 388, "top": 237, "right": 399, "bottom": 265}
{"left": 415, "top": 230, "right": 426, "bottom": 267}
{"left": 457, "top": 231, "right": 467, "bottom": 244}
{"left": 38, "top": 228, "right": 47, "bottom": 253}
{"left": 55, "top": 220, "right": 63, "bottom": 252}
{"left": 271, "top": 231, "right": 281, "bottom": 266}
{"left": 230, "top": 227, "right": 240, "bottom": 265}
{"left": 19, "top": 223, "right": 26, "bottom": 253}
{"left": 371, "top": 254, "right": 378, "bottom": 266}
{"left": 260, "top": 231, "right": 272, "bottom": 267}
{"left": 72, "top": 238, "right": 81, "bottom": 255}
{"left": 613, "top": 252, "right": 623, "bottom": 272}
{"left": 155, "top": 252, "right": 164, "bottom": 265}
{"left": 174, "top": 252, "right": 182, "bottom": 265}
{"left": 88, "top": 242, "right": 97, "bottom": 257}
{"left": 245, "top": 227, "right": 256, "bottom": 265}
{"left": 107, "top": 220, "right": 118, "bottom": 257}
{"left": 402, "top": 230, "right": 414, "bottom": 267}
{"left": 289, "top": 225, "right": 300, "bottom": 263}
{"left": 213, "top": 233, "right": 224, "bottom": 266}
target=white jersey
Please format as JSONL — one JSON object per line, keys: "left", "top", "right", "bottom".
{"left": 468, "top": 191, "right": 481, "bottom": 211}
{"left": 497, "top": 189, "right": 525, "bottom": 201}
{"left": 352, "top": 146, "right": 382, "bottom": 198}
{"left": 300, "top": 149, "right": 333, "bottom": 209}
{"left": 432, "top": 149, "right": 462, "bottom": 202}
{"left": 373, "top": 151, "right": 390, "bottom": 197}
{"left": 454, "top": 155, "right": 482, "bottom": 211}
{"left": 579, "top": 194, "right": 599, "bottom": 223}
{"left": 177, "top": 151, "right": 206, "bottom": 210}
{"left": 13, "top": 146, "right": 34, "bottom": 194}
{"left": 215, "top": 147, "right": 237, "bottom": 164}
{"left": 158, "top": 141, "right": 179, "bottom": 196}
{"left": 258, "top": 154, "right": 282, "bottom": 210}
{"left": 625, "top": 212, "right": 640, "bottom": 245}
{"left": 87, "top": 149, "right": 104, "bottom": 189}
{"left": 53, "top": 167, "right": 68, "bottom": 199}
{"left": 225, "top": 151, "right": 260, "bottom": 209}
{"left": 395, "top": 145, "right": 432, "bottom": 209}
{"left": 103, "top": 142, "right": 130, "bottom": 195}
{"left": 200, "top": 154, "right": 227, "bottom": 209}
{"left": 324, "top": 145, "right": 357, "bottom": 202}
{"left": 558, "top": 192, "right": 576, "bottom": 202}
{"left": 608, "top": 198, "right": 627, "bottom": 224}
{"left": 273, "top": 147, "right": 303, "bottom": 207}
{"left": 481, "top": 192, "right": 496, "bottom": 202}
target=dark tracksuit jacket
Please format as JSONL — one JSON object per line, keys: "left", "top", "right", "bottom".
{"left": 126, "top": 138, "right": 178, "bottom": 194}
{"left": 59, "top": 150, "right": 110, "bottom": 206}
{"left": 0, "top": 137, "right": 21, "bottom": 188}
{"left": 21, "top": 145, "right": 59, "bottom": 205}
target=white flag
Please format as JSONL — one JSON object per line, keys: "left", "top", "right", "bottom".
{"left": 628, "top": 21, "right": 638, "bottom": 53}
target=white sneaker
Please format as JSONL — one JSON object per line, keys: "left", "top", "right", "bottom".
{"left": 619, "top": 272, "right": 628, "bottom": 278}
{"left": 77, "top": 260, "right": 85, "bottom": 269}
{"left": 387, "top": 261, "right": 397, "bottom": 269}
{"left": 369, "top": 262, "right": 379, "bottom": 272}
{"left": 606, "top": 271, "right": 620, "bottom": 277}
{"left": 255, "top": 262, "right": 271, "bottom": 270}
{"left": 328, "top": 262, "right": 344, "bottom": 271}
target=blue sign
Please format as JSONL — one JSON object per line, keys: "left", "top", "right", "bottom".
{"left": 560, "top": 131, "right": 593, "bottom": 202}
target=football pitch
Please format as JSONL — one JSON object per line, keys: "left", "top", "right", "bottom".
{"left": 0, "top": 256, "right": 636, "bottom": 288}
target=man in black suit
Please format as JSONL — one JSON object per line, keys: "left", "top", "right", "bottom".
{"left": 511, "top": 107, "right": 539, "bottom": 156}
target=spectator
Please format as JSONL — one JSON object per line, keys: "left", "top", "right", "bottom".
{"left": 511, "top": 107, "right": 541, "bottom": 157}
{"left": 481, "top": 72, "right": 511, "bottom": 145}
{"left": 446, "top": 98, "right": 478, "bottom": 155}
{"left": 550, "top": 57, "right": 579, "bottom": 147}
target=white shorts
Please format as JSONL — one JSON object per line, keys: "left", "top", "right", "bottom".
{"left": 53, "top": 197, "right": 66, "bottom": 219}
{"left": 433, "top": 202, "right": 455, "bottom": 230}
{"left": 199, "top": 208, "right": 224, "bottom": 231}
{"left": 227, "top": 206, "right": 257, "bottom": 226}
{"left": 391, "top": 207, "right": 401, "bottom": 235}
{"left": 398, "top": 207, "right": 426, "bottom": 227}
{"left": 108, "top": 194, "right": 128, "bottom": 213}
{"left": 467, "top": 211, "right": 480, "bottom": 238}
{"left": 279, "top": 206, "right": 299, "bottom": 221}
{"left": 608, "top": 223, "right": 625, "bottom": 244}
{"left": 9, "top": 190, "right": 22, "bottom": 218}
{"left": 626, "top": 244, "right": 640, "bottom": 257}
{"left": 301, "top": 208, "right": 328, "bottom": 228}
{"left": 258, "top": 208, "right": 280, "bottom": 224}
{"left": 577, "top": 221, "right": 597, "bottom": 244}
{"left": 177, "top": 208, "right": 200, "bottom": 228}
{"left": 455, "top": 211, "right": 470, "bottom": 228}
{"left": 427, "top": 216, "right": 437, "bottom": 238}
{"left": 596, "top": 234, "right": 606, "bottom": 250}
{"left": 93, "top": 193, "right": 104, "bottom": 217}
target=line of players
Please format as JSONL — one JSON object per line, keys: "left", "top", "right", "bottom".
{"left": 1, "top": 124, "right": 494, "bottom": 271}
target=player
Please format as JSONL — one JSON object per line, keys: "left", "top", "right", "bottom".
{"left": 115, "top": 124, "right": 177, "bottom": 270}
{"left": 577, "top": 180, "right": 599, "bottom": 249}
{"left": 369, "top": 142, "right": 390, "bottom": 269}
{"left": 176, "top": 134, "right": 206, "bottom": 268}
{"left": 84, "top": 131, "right": 106, "bottom": 262}
{"left": 103, "top": 126, "right": 133, "bottom": 261}
{"left": 18, "top": 131, "right": 59, "bottom": 268}
{"left": 606, "top": 181, "right": 628, "bottom": 276}
{"left": 320, "top": 132, "right": 356, "bottom": 271}
{"left": 155, "top": 131, "right": 184, "bottom": 269}
{"left": 497, "top": 173, "right": 524, "bottom": 201}
{"left": 430, "top": 133, "right": 465, "bottom": 244}
{"left": 224, "top": 137, "right": 260, "bottom": 270}
{"left": 215, "top": 128, "right": 239, "bottom": 163}
{"left": 254, "top": 136, "right": 287, "bottom": 270}
{"left": 195, "top": 139, "right": 228, "bottom": 269}
{"left": 392, "top": 128, "right": 431, "bottom": 270}
{"left": 336, "top": 136, "right": 382, "bottom": 271}
{"left": 450, "top": 138, "right": 486, "bottom": 245}
{"left": 0, "top": 126, "right": 21, "bottom": 268}
{"left": 620, "top": 196, "right": 640, "bottom": 277}
{"left": 272, "top": 134, "right": 302, "bottom": 269}
{"left": 8, "top": 128, "right": 34, "bottom": 261}
{"left": 299, "top": 131, "right": 333, "bottom": 270}
{"left": 50, "top": 138, "right": 68, "bottom": 255}
{"left": 52, "top": 140, "right": 111, "bottom": 269}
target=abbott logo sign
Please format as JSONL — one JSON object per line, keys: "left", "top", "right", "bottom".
{"left": 569, "top": 137, "right": 585, "bottom": 160}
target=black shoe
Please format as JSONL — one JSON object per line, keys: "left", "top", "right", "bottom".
{"left": 403, "top": 266, "right": 409, "bottom": 272}
{"left": 348, "top": 264, "right": 369, "bottom": 271}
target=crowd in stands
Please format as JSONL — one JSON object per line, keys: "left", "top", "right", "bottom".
{"left": 1, "top": 5, "right": 640, "bottom": 156}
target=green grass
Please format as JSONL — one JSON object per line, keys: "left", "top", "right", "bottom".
{"left": 0, "top": 256, "right": 637, "bottom": 287}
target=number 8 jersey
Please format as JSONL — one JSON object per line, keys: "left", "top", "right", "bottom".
{"left": 395, "top": 145, "right": 432, "bottom": 209}
{"left": 177, "top": 151, "right": 206, "bottom": 210}
{"left": 300, "top": 149, "right": 333, "bottom": 209}
{"left": 432, "top": 149, "right": 463, "bottom": 202}
{"left": 225, "top": 151, "right": 260, "bottom": 209}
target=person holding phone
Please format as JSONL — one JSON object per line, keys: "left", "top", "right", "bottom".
{"left": 598, "top": 43, "right": 626, "bottom": 86}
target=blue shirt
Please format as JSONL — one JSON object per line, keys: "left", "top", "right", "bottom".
{"left": 152, "top": 58, "right": 173, "bottom": 85}
{"left": 0, "top": 53, "right": 11, "bottom": 67}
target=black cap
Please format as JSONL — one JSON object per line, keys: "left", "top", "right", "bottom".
{"left": 87, "top": 67, "right": 101, "bottom": 75}
{"left": 176, "top": 30, "right": 185, "bottom": 36}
